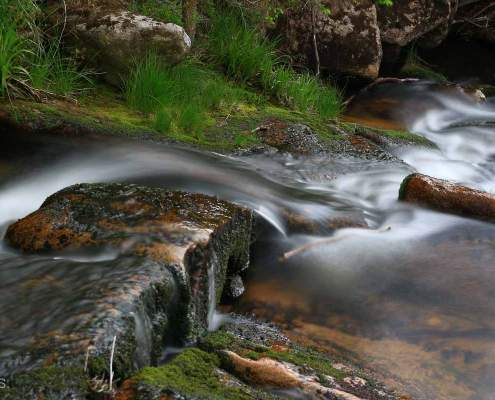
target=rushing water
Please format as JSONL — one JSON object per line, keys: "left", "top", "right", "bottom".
{"left": 1, "top": 82, "right": 495, "bottom": 399}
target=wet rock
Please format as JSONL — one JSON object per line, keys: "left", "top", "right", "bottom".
{"left": 377, "top": 0, "right": 454, "bottom": 47}
{"left": 54, "top": 3, "right": 191, "bottom": 86}
{"left": 345, "top": 79, "right": 486, "bottom": 130}
{"left": 223, "top": 274, "right": 246, "bottom": 300}
{"left": 276, "top": 0, "right": 382, "bottom": 79}
{"left": 282, "top": 209, "right": 368, "bottom": 235}
{"left": 399, "top": 173, "right": 495, "bottom": 222}
{"left": 254, "top": 118, "right": 324, "bottom": 154}
{"left": 3, "top": 183, "right": 252, "bottom": 395}
{"left": 119, "top": 316, "right": 397, "bottom": 400}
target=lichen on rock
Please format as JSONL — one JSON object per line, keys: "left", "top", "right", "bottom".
{"left": 276, "top": 0, "right": 382, "bottom": 79}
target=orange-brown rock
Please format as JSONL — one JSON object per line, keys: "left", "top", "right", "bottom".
{"left": 255, "top": 118, "right": 324, "bottom": 154}
{"left": 222, "top": 350, "right": 364, "bottom": 400}
{"left": 399, "top": 173, "right": 495, "bottom": 222}
{"left": 3, "top": 183, "right": 253, "bottom": 395}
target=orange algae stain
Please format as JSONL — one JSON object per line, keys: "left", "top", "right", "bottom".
{"left": 6, "top": 210, "right": 95, "bottom": 252}
{"left": 342, "top": 115, "right": 405, "bottom": 131}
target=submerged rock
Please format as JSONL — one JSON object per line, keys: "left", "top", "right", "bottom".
{"left": 3, "top": 183, "right": 252, "bottom": 397}
{"left": 399, "top": 173, "right": 495, "bottom": 222}
{"left": 276, "top": 0, "right": 382, "bottom": 79}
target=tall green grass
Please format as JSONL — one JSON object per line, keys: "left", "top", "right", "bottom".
{"left": 125, "top": 54, "right": 254, "bottom": 137}
{"left": 0, "top": 0, "right": 92, "bottom": 99}
{"left": 207, "top": 13, "right": 277, "bottom": 85}
{"left": 0, "top": 27, "right": 32, "bottom": 97}
{"left": 207, "top": 11, "right": 342, "bottom": 118}
{"left": 130, "top": 0, "right": 182, "bottom": 25}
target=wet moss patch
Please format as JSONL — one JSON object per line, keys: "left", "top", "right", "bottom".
{"left": 3, "top": 366, "right": 89, "bottom": 399}
{"left": 200, "top": 330, "right": 346, "bottom": 381}
{"left": 134, "top": 348, "right": 258, "bottom": 400}
{"left": 341, "top": 121, "right": 435, "bottom": 147}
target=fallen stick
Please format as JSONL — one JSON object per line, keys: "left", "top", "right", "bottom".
{"left": 281, "top": 226, "right": 391, "bottom": 261}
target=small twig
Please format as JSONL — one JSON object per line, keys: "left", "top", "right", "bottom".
{"left": 218, "top": 111, "right": 232, "bottom": 127}
{"left": 311, "top": 2, "right": 320, "bottom": 76}
{"left": 109, "top": 335, "right": 117, "bottom": 391}
{"left": 281, "top": 226, "right": 391, "bottom": 261}
{"left": 57, "top": 0, "right": 68, "bottom": 50}
{"left": 84, "top": 346, "right": 90, "bottom": 372}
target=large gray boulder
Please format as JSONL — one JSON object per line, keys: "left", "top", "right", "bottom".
{"left": 276, "top": 0, "right": 382, "bottom": 80}
{"left": 64, "top": 9, "right": 191, "bottom": 86}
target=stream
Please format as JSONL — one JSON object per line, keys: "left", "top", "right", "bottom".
{"left": 1, "top": 82, "right": 495, "bottom": 399}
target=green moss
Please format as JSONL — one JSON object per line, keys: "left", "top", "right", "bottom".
{"left": 377, "top": 128, "right": 433, "bottom": 145}
{"left": 341, "top": 122, "right": 434, "bottom": 146}
{"left": 255, "top": 348, "right": 347, "bottom": 381}
{"left": 200, "top": 331, "right": 238, "bottom": 352}
{"left": 1, "top": 78, "right": 340, "bottom": 152}
{"left": 399, "top": 64, "right": 448, "bottom": 83}
{"left": 135, "top": 348, "right": 253, "bottom": 400}
{"left": 201, "top": 331, "right": 345, "bottom": 381}
{"left": 3, "top": 366, "right": 89, "bottom": 399}
{"left": 399, "top": 50, "right": 448, "bottom": 83}
{"left": 0, "top": 86, "right": 154, "bottom": 138}
{"left": 398, "top": 173, "right": 414, "bottom": 200}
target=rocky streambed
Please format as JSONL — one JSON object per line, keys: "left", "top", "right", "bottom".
{"left": 1, "top": 81, "right": 495, "bottom": 400}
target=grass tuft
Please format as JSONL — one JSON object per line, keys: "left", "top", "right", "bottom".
{"left": 125, "top": 54, "right": 253, "bottom": 138}
{"left": 0, "top": 0, "right": 92, "bottom": 100}
{"left": 130, "top": 0, "right": 182, "bottom": 24}
{"left": 206, "top": 10, "right": 342, "bottom": 118}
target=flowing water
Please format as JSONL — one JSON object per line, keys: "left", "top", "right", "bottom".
{"left": 1, "top": 82, "right": 495, "bottom": 399}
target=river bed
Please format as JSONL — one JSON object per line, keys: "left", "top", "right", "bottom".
{"left": 1, "top": 82, "right": 495, "bottom": 399}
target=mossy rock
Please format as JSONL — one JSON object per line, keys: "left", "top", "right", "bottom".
{"left": 123, "top": 317, "right": 398, "bottom": 399}
{"left": 1, "top": 366, "right": 89, "bottom": 399}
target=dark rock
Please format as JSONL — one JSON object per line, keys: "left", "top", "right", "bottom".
{"left": 399, "top": 173, "right": 495, "bottom": 222}
{"left": 276, "top": 0, "right": 382, "bottom": 79}
{"left": 3, "top": 183, "right": 253, "bottom": 396}
{"left": 345, "top": 79, "right": 486, "bottom": 129}
{"left": 377, "top": 0, "right": 454, "bottom": 47}
{"left": 418, "top": 36, "right": 495, "bottom": 85}
{"left": 454, "top": 1, "right": 495, "bottom": 46}
{"left": 380, "top": 42, "right": 407, "bottom": 75}
{"left": 282, "top": 208, "right": 368, "bottom": 235}
{"left": 224, "top": 275, "right": 246, "bottom": 300}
